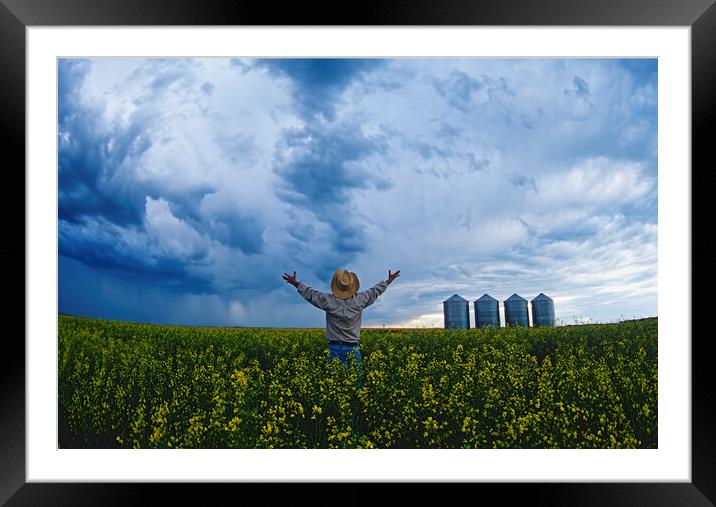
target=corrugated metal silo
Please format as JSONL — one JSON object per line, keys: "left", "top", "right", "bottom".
{"left": 474, "top": 294, "right": 500, "bottom": 328}
{"left": 504, "top": 294, "right": 529, "bottom": 327}
{"left": 531, "top": 293, "right": 556, "bottom": 327}
{"left": 443, "top": 294, "right": 470, "bottom": 329}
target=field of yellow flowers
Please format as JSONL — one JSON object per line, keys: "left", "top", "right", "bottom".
{"left": 58, "top": 314, "right": 657, "bottom": 449}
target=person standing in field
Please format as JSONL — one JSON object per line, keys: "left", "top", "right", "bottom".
{"left": 282, "top": 268, "right": 401, "bottom": 366}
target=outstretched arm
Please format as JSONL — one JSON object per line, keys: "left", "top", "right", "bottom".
{"left": 283, "top": 271, "right": 334, "bottom": 311}
{"left": 355, "top": 269, "right": 401, "bottom": 310}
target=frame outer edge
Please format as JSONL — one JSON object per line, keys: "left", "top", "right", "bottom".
{"left": 3, "top": 0, "right": 716, "bottom": 504}
{"left": 691, "top": 0, "right": 716, "bottom": 505}
{"left": 0, "top": 0, "right": 27, "bottom": 505}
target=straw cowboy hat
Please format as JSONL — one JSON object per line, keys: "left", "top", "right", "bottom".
{"left": 331, "top": 268, "right": 360, "bottom": 300}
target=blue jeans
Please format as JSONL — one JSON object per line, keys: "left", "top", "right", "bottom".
{"left": 327, "top": 342, "right": 362, "bottom": 367}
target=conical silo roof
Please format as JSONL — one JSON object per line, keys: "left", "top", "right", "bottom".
{"left": 475, "top": 294, "right": 498, "bottom": 302}
{"left": 532, "top": 293, "right": 553, "bottom": 302}
{"left": 444, "top": 294, "right": 467, "bottom": 303}
{"left": 505, "top": 293, "right": 526, "bottom": 302}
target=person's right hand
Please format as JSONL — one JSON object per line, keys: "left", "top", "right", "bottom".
{"left": 282, "top": 271, "right": 299, "bottom": 287}
{"left": 386, "top": 269, "right": 401, "bottom": 285}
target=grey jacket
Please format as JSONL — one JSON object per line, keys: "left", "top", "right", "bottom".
{"left": 297, "top": 280, "right": 389, "bottom": 344}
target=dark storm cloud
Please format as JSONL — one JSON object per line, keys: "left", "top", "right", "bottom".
{"left": 259, "top": 58, "right": 392, "bottom": 269}
{"left": 256, "top": 58, "right": 384, "bottom": 121}
{"left": 273, "top": 121, "right": 390, "bottom": 260}
{"left": 58, "top": 218, "right": 212, "bottom": 292}
{"left": 199, "top": 203, "right": 265, "bottom": 255}
{"left": 162, "top": 190, "right": 265, "bottom": 256}
{"left": 273, "top": 122, "right": 389, "bottom": 207}
{"left": 58, "top": 58, "right": 268, "bottom": 294}
{"left": 59, "top": 60, "right": 156, "bottom": 226}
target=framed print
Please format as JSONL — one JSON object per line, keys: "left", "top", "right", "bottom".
{"left": 2, "top": 0, "right": 714, "bottom": 504}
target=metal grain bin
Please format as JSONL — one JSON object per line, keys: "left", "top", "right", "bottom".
{"left": 531, "top": 293, "right": 556, "bottom": 327}
{"left": 504, "top": 293, "right": 529, "bottom": 327}
{"left": 474, "top": 294, "right": 500, "bottom": 328}
{"left": 443, "top": 294, "right": 470, "bottom": 329}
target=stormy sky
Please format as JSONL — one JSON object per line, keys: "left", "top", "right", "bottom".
{"left": 58, "top": 58, "right": 657, "bottom": 327}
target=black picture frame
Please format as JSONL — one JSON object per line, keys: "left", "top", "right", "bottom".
{"left": 2, "top": 0, "right": 714, "bottom": 505}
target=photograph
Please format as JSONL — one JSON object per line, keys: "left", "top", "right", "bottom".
{"left": 57, "top": 56, "right": 658, "bottom": 450}
{"left": 2, "top": 1, "right": 708, "bottom": 500}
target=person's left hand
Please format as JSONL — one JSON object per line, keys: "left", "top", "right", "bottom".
{"left": 282, "top": 271, "right": 299, "bottom": 287}
{"left": 386, "top": 269, "right": 401, "bottom": 285}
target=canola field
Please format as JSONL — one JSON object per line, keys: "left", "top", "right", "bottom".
{"left": 58, "top": 314, "right": 657, "bottom": 449}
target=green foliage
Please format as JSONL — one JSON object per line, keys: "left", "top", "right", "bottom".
{"left": 58, "top": 315, "right": 657, "bottom": 449}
